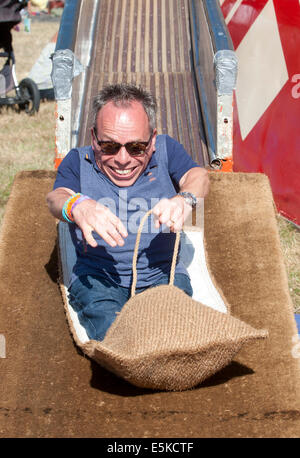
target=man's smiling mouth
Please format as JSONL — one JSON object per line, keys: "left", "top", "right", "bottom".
{"left": 109, "top": 166, "right": 137, "bottom": 176}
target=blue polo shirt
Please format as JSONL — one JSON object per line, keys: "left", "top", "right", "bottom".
{"left": 54, "top": 135, "right": 200, "bottom": 288}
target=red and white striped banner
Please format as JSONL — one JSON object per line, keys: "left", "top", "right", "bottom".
{"left": 219, "top": 0, "right": 300, "bottom": 226}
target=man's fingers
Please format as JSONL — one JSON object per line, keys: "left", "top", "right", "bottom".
{"left": 82, "top": 225, "right": 122, "bottom": 248}
{"left": 111, "top": 216, "right": 128, "bottom": 238}
{"left": 153, "top": 198, "right": 186, "bottom": 229}
{"left": 81, "top": 216, "right": 127, "bottom": 248}
{"left": 94, "top": 214, "right": 128, "bottom": 245}
{"left": 99, "top": 231, "right": 119, "bottom": 247}
{"left": 160, "top": 207, "right": 172, "bottom": 225}
{"left": 171, "top": 214, "right": 185, "bottom": 232}
{"left": 97, "top": 208, "right": 128, "bottom": 239}
{"left": 152, "top": 199, "right": 170, "bottom": 227}
{"left": 106, "top": 222, "right": 126, "bottom": 246}
{"left": 168, "top": 206, "right": 184, "bottom": 229}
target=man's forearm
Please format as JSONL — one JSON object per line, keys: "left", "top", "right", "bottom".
{"left": 46, "top": 187, "right": 75, "bottom": 221}
{"left": 179, "top": 166, "right": 210, "bottom": 199}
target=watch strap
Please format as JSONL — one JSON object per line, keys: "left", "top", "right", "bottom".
{"left": 177, "top": 191, "right": 197, "bottom": 207}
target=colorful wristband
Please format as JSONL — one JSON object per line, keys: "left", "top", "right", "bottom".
{"left": 70, "top": 195, "right": 92, "bottom": 217}
{"left": 62, "top": 205, "right": 74, "bottom": 223}
{"left": 62, "top": 193, "right": 92, "bottom": 223}
{"left": 62, "top": 193, "right": 82, "bottom": 223}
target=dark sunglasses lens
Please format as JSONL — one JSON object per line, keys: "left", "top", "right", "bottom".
{"left": 99, "top": 139, "right": 150, "bottom": 155}
{"left": 126, "top": 142, "right": 148, "bottom": 155}
{"left": 100, "top": 142, "right": 120, "bottom": 154}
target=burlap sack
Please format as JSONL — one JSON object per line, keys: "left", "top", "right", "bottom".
{"left": 63, "top": 210, "right": 268, "bottom": 391}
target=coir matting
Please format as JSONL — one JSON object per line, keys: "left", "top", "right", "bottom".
{"left": 0, "top": 170, "right": 299, "bottom": 437}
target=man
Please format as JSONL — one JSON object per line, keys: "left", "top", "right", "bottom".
{"left": 47, "top": 84, "right": 209, "bottom": 341}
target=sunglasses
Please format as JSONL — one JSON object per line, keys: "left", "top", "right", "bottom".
{"left": 93, "top": 129, "right": 153, "bottom": 156}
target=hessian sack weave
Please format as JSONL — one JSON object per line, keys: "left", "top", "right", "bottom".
{"left": 69, "top": 210, "right": 269, "bottom": 391}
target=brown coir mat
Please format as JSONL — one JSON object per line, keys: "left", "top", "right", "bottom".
{"left": 0, "top": 170, "right": 299, "bottom": 438}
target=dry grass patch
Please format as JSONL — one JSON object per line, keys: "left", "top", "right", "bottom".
{"left": 0, "top": 101, "right": 55, "bottom": 222}
{"left": 0, "top": 16, "right": 59, "bottom": 223}
{"left": 277, "top": 215, "right": 300, "bottom": 313}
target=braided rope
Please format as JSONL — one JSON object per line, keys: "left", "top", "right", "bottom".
{"left": 130, "top": 209, "right": 181, "bottom": 297}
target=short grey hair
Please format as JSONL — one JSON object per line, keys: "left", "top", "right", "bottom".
{"left": 92, "top": 83, "right": 157, "bottom": 133}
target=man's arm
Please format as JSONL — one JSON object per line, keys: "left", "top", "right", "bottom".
{"left": 46, "top": 187, "right": 76, "bottom": 221}
{"left": 46, "top": 149, "right": 127, "bottom": 247}
{"left": 46, "top": 187, "right": 128, "bottom": 247}
{"left": 152, "top": 166, "right": 209, "bottom": 231}
{"left": 177, "top": 165, "right": 210, "bottom": 198}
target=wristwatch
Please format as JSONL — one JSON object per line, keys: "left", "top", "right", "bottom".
{"left": 177, "top": 191, "right": 197, "bottom": 208}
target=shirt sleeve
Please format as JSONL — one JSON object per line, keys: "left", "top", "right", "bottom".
{"left": 166, "top": 135, "right": 200, "bottom": 185}
{"left": 53, "top": 149, "right": 81, "bottom": 193}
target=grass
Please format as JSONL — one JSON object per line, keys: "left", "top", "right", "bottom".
{"left": 0, "top": 102, "right": 55, "bottom": 222}
{"left": 0, "top": 13, "right": 299, "bottom": 313}
{"left": 0, "top": 16, "right": 59, "bottom": 223}
{"left": 277, "top": 215, "right": 300, "bottom": 313}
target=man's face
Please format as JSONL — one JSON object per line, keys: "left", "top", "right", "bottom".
{"left": 91, "top": 100, "right": 157, "bottom": 187}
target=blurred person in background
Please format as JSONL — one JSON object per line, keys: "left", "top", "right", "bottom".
{"left": 0, "top": 0, "right": 28, "bottom": 56}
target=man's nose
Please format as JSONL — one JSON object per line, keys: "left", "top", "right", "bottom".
{"left": 114, "top": 145, "right": 131, "bottom": 164}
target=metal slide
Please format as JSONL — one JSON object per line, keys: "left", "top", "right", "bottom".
{"left": 52, "top": 0, "right": 237, "bottom": 170}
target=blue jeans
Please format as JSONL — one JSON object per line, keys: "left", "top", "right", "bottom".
{"left": 68, "top": 273, "right": 193, "bottom": 341}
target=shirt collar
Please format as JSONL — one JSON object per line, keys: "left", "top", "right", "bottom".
{"left": 84, "top": 148, "right": 98, "bottom": 171}
{"left": 145, "top": 150, "right": 157, "bottom": 171}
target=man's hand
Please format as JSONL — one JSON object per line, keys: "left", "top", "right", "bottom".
{"left": 152, "top": 166, "right": 209, "bottom": 232}
{"left": 72, "top": 199, "right": 128, "bottom": 248}
{"left": 152, "top": 195, "right": 192, "bottom": 232}
{"left": 46, "top": 187, "right": 128, "bottom": 248}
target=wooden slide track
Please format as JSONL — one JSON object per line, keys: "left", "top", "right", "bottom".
{"left": 76, "top": 0, "right": 208, "bottom": 166}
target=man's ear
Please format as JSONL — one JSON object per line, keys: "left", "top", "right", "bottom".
{"left": 91, "top": 127, "right": 97, "bottom": 149}
{"left": 151, "top": 128, "right": 158, "bottom": 149}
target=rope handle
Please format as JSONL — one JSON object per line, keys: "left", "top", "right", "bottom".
{"left": 130, "top": 209, "right": 181, "bottom": 297}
